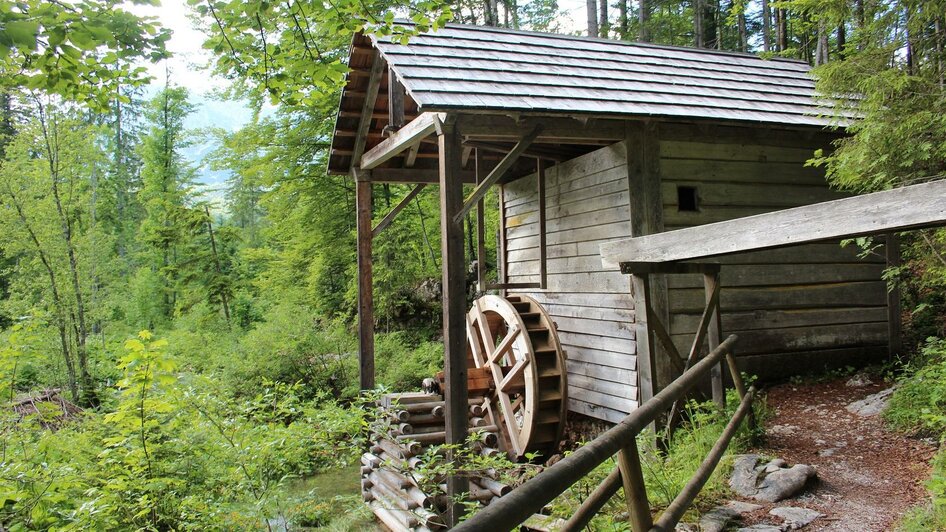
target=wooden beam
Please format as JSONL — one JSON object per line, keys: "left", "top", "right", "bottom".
{"left": 538, "top": 159, "right": 548, "bottom": 289}
{"left": 486, "top": 282, "right": 542, "bottom": 290}
{"left": 626, "top": 120, "right": 672, "bottom": 394}
{"left": 361, "top": 112, "right": 444, "bottom": 170}
{"left": 601, "top": 179, "right": 946, "bottom": 266}
{"left": 454, "top": 125, "right": 542, "bottom": 224}
{"left": 705, "top": 273, "right": 725, "bottom": 407}
{"left": 438, "top": 121, "right": 470, "bottom": 526}
{"left": 351, "top": 55, "right": 384, "bottom": 165}
{"left": 358, "top": 168, "right": 476, "bottom": 184}
{"left": 464, "top": 140, "right": 572, "bottom": 162}
{"left": 621, "top": 262, "right": 721, "bottom": 275}
{"left": 405, "top": 142, "right": 420, "bottom": 167}
{"left": 386, "top": 67, "right": 405, "bottom": 134}
{"left": 371, "top": 184, "right": 426, "bottom": 238}
{"left": 476, "top": 149, "right": 487, "bottom": 293}
{"left": 886, "top": 233, "right": 902, "bottom": 360}
{"left": 354, "top": 172, "right": 375, "bottom": 390}
{"left": 617, "top": 439, "right": 654, "bottom": 532}
{"left": 455, "top": 114, "right": 625, "bottom": 141}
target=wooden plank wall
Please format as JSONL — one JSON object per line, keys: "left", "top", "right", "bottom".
{"left": 504, "top": 143, "right": 637, "bottom": 423}
{"left": 660, "top": 138, "right": 890, "bottom": 377}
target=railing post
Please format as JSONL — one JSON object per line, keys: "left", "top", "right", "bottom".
{"left": 704, "top": 272, "right": 725, "bottom": 408}
{"left": 617, "top": 438, "right": 653, "bottom": 531}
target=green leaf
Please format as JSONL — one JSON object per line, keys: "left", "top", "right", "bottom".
{"left": 3, "top": 20, "right": 39, "bottom": 50}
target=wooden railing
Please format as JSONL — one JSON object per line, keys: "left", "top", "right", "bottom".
{"left": 453, "top": 334, "right": 754, "bottom": 532}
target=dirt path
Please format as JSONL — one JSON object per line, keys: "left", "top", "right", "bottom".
{"left": 740, "top": 377, "right": 937, "bottom": 531}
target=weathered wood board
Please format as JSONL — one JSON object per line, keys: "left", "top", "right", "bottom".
{"left": 503, "top": 142, "right": 639, "bottom": 419}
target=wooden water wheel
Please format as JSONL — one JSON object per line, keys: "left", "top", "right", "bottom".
{"left": 466, "top": 294, "right": 567, "bottom": 461}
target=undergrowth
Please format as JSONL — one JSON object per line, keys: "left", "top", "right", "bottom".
{"left": 547, "top": 388, "right": 767, "bottom": 530}
{"left": 886, "top": 337, "right": 946, "bottom": 530}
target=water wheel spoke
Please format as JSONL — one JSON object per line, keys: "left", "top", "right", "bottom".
{"left": 487, "top": 327, "right": 520, "bottom": 365}
{"left": 499, "top": 357, "right": 529, "bottom": 393}
{"left": 497, "top": 393, "right": 523, "bottom": 457}
{"left": 466, "top": 312, "right": 485, "bottom": 366}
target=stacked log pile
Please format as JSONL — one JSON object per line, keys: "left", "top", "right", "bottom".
{"left": 362, "top": 391, "right": 561, "bottom": 532}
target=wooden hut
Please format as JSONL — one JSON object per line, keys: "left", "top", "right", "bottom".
{"left": 330, "top": 23, "right": 895, "bottom": 427}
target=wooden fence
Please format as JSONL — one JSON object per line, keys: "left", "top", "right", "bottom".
{"left": 453, "top": 334, "right": 754, "bottom": 531}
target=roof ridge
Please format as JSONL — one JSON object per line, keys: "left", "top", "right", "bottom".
{"left": 392, "top": 20, "right": 811, "bottom": 66}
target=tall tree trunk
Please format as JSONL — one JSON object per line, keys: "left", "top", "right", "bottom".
{"left": 485, "top": 0, "right": 498, "bottom": 26}
{"left": 778, "top": 8, "right": 788, "bottom": 52}
{"left": 38, "top": 104, "right": 94, "bottom": 404}
{"left": 598, "top": 0, "right": 609, "bottom": 37}
{"left": 639, "top": 0, "right": 651, "bottom": 41}
{"left": 694, "top": 0, "right": 704, "bottom": 47}
{"left": 738, "top": 9, "right": 748, "bottom": 52}
{"left": 936, "top": 18, "right": 944, "bottom": 88}
{"left": 837, "top": 23, "right": 846, "bottom": 58}
{"left": 716, "top": 0, "right": 723, "bottom": 49}
{"left": 815, "top": 21, "right": 829, "bottom": 65}
{"left": 618, "top": 0, "right": 628, "bottom": 39}
{"left": 761, "top": 0, "right": 772, "bottom": 51}
{"left": 5, "top": 188, "right": 78, "bottom": 401}
{"left": 509, "top": 0, "right": 518, "bottom": 28}
{"left": 204, "top": 206, "right": 232, "bottom": 329}
{"left": 586, "top": 0, "right": 599, "bottom": 37}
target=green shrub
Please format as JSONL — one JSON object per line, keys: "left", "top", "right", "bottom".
{"left": 899, "top": 447, "right": 946, "bottom": 531}
{"left": 376, "top": 332, "right": 443, "bottom": 391}
{"left": 885, "top": 337, "right": 946, "bottom": 436}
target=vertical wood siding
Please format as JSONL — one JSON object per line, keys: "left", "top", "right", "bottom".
{"left": 504, "top": 143, "right": 637, "bottom": 423}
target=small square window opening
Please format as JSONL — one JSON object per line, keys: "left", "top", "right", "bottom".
{"left": 677, "top": 185, "right": 699, "bottom": 212}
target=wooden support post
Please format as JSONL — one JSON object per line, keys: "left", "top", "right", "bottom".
{"left": 627, "top": 121, "right": 672, "bottom": 395}
{"left": 476, "top": 149, "right": 487, "bottom": 293}
{"left": 438, "top": 120, "right": 470, "bottom": 526}
{"left": 386, "top": 67, "right": 405, "bottom": 134}
{"left": 617, "top": 438, "right": 653, "bottom": 532}
{"left": 537, "top": 159, "right": 548, "bottom": 289}
{"left": 704, "top": 273, "right": 725, "bottom": 407}
{"left": 498, "top": 185, "right": 508, "bottom": 296}
{"left": 632, "top": 273, "right": 657, "bottom": 417}
{"left": 886, "top": 233, "right": 902, "bottom": 360}
{"left": 355, "top": 171, "right": 375, "bottom": 390}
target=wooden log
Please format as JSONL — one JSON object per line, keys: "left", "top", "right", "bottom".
{"left": 391, "top": 410, "right": 411, "bottom": 422}
{"left": 474, "top": 477, "right": 512, "bottom": 497}
{"left": 431, "top": 405, "right": 445, "bottom": 418}
{"left": 476, "top": 431, "right": 499, "bottom": 448}
{"left": 397, "top": 423, "right": 414, "bottom": 435}
{"left": 362, "top": 452, "right": 382, "bottom": 469}
{"left": 470, "top": 402, "right": 487, "bottom": 417}
{"left": 362, "top": 490, "right": 374, "bottom": 502}
{"left": 411, "top": 424, "right": 448, "bottom": 435}
{"left": 470, "top": 417, "right": 487, "bottom": 427}
{"left": 362, "top": 477, "right": 374, "bottom": 490}
{"left": 370, "top": 481, "right": 417, "bottom": 511}
{"left": 376, "top": 468, "right": 415, "bottom": 490}
{"left": 468, "top": 485, "right": 498, "bottom": 502}
{"left": 370, "top": 499, "right": 418, "bottom": 531}
{"left": 383, "top": 392, "right": 442, "bottom": 407}
{"left": 398, "top": 431, "right": 446, "bottom": 445}
{"left": 403, "top": 401, "right": 446, "bottom": 414}
{"left": 360, "top": 465, "right": 373, "bottom": 475}
{"left": 414, "top": 506, "right": 448, "bottom": 531}
{"left": 378, "top": 451, "right": 407, "bottom": 469}
{"left": 406, "top": 486, "right": 433, "bottom": 508}
{"left": 407, "top": 413, "right": 443, "bottom": 425}
{"left": 376, "top": 438, "right": 411, "bottom": 459}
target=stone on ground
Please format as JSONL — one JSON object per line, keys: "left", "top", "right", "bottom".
{"left": 769, "top": 506, "right": 823, "bottom": 529}
{"left": 697, "top": 500, "right": 765, "bottom": 532}
{"left": 845, "top": 387, "right": 894, "bottom": 416}
{"left": 729, "top": 454, "right": 817, "bottom": 502}
{"left": 736, "top": 525, "right": 783, "bottom": 531}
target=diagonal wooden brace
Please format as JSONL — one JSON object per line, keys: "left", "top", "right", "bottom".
{"left": 453, "top": 125, "right": 543, "bottom": 224}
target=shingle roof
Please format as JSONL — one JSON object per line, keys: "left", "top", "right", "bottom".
{"left": 372, "top": 24, "right": 842, "bottom": 127}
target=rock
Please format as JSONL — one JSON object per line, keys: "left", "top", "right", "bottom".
{"left": 845, "top": 373, "right": 873, "bottom": 387}
{"left": 769, "top": 424, "right": 798, "bottom": 437}
{"left": 770, "top": 506, "right": 823, "bottom": 529}
{"left": 818, "top": 448, "right": 836, "bottom": 457}
{"left": 764, "top": 459, "right": 788, "bottom": 474}
{"left": 736, "top": 525, "right": 783, "bottom": 532}
{"left": 846, "top": 388, "right": 894, "bottom": 416}
{"left": 674, "top": 524, "right": 698, "bottom": 532}
{"left": 755, "top": 464, "right": 817, "bottom": 502}
{"left": 725, "top": 500, "right": 763, "bottom": 513}
{"left": 699, "top": 506, "right": 741, "bottom": 532}
{"left": 730, "top": 454, "right": 763, "bottom": 497}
